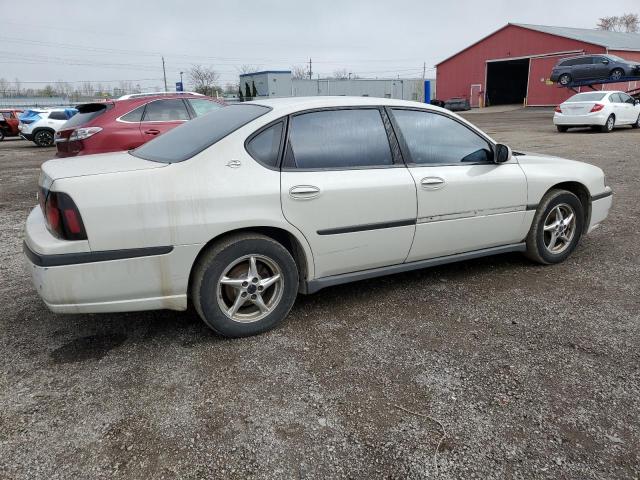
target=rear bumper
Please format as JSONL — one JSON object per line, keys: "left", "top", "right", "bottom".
{"left": 23, "top": 207, "right": 200, "bottom": 313}
{"left": 553, "top": 111, "right": 608, "bottom": 126}
{"left": 588, "top": 188, "right": 613, "bottom": 233}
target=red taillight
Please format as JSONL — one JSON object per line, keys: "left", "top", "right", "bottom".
{"left": 41, "top": 190, "right": 87, "bottom": 240}
{"left": 590, "top": 103, "right": 604, "bottom": 112}
{"left": 555, "top": 105, "right": 562, "bottom": 113}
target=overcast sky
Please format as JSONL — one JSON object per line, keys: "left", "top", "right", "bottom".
{"left": 1, "top": 0, "right": 639, "bottom": 91}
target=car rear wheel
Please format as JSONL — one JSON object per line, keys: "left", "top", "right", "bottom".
{"left": 33, "top": 129, "right": 54, "bottom": 147}
{"left": 525, "top": 189, "right": 584, "bottom": 265}
{"left": 556, "top": 126, "right": 568, "bottom": 132}
{"left": 192, "top": 233, "right": 299, "bottom": 338}
{"left": 610, "top": 68, "right": 624, "bottom": 81}
{"left": 600, "top": 115, "right": 615, "bottom": 133}
{"left": 558, "top": 74, "right": 572, "bottom": 86}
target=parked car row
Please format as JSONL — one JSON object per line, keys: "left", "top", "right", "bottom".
{"left": 1, "top": 92, "right": 224, "bottom": 150}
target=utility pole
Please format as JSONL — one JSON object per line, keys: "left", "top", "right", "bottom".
{"left": 308, "top": 58, "right": 312, "bottom": 79}
{"left": 162, "top": 56, "right": 168, "bottom": 91}
{"left": 422, "top": 62, "right": 426, "bottom": 80}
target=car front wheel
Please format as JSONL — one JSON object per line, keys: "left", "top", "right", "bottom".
{"left": 192, "top": 233, "right": 299, "bottom": 337}
{"left": 556, "top": 125, "right": 568, "bottom": 132}
{"left": 525, "top": 189, "right": 584, "bottom": 265}
{"left": 610, "top": 68, "right": 624, "bottom": 81}
{"left": 33, "top": 130, "right": 54, "bottom": 147}
{"left": 632, "top": 114, "right": 640, "bottom": 129}
{"left": 0, "top": 130, "right": 5, "bottom": 142}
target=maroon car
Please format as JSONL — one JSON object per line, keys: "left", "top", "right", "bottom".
{"left": 0, "top": 109, "right": 23, "bottom": 141}
{"left": 55, "top": 92, "right": 225, "bottom": 157}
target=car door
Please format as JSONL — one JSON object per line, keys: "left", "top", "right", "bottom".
{"left": 592, "top": 57, "right": 611, "bottom": 79}
{"left": 574, "top": 57, "right": 595, "bottom": 80}
{"left": 388, "top": 108, "right": 528, "bottom": 262}
{"left": 280, "top": 108, "right": 417, "bottom": 278}
{"left": 619, "top": 93, "right": 637, "bottom": 123}
{"left": 139, "top": 98, "right": 191, "bottom": 141}
{"left": 608, "top": 93, "right": 627, "bottom": 123}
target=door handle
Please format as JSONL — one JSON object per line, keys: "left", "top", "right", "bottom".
{"left": 144, "top": 129, "right": 160, "bottom": 135}
{"left": 420, "top": 177, "right": 445, "bottom": 190}
{"left": 289, "top": 185, "right": 320, "bottom": 200}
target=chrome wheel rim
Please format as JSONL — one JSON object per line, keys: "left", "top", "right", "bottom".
{"left": 611, "top": 70, "right": 622, "bottom": 80}
{"left": 543, "top": 203, "right": 576, "bottom": 254}
{"left": 559, "top": 75, "right": 570, "bottom": 85}
{"left": 608, "top": 117, "right": 614, "bottom": 130}
{"left": 216, "top": 254, "right": 284, "bottom": 323}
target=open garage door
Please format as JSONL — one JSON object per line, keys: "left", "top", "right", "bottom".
{"left": 486, "top": 58, "right": 530, "bottom": 106}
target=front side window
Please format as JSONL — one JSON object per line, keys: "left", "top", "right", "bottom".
{"left": 142, "top": 99, "right": 190, "bottom": 122}
{"left": 391, "top": 109, "right": 493, "bottom": 165}
{"left": 246, "top": 122, "right": 284, "bottom": 168}
{"left": 285, "top": 109, "right": 393, "bottom": 169}
{"left": 620, "top": 93, "right": 635, "bottom": 104}
{"left": 189, "top": 98, "right": 223, "bottom": 117}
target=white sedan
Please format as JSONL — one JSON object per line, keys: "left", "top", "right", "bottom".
{"left": 554, "top": 90, "right": 640, "bottom": 132}
{"left": 24, "top": 97, "right": 612, "bottom": 337}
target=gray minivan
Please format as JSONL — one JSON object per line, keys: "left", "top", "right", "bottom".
{"left": 550, "top": 54, "right": 640, "bottom": 86}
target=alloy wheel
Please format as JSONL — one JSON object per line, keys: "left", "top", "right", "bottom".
{"left": 543, "top": 203, "right": 576, "bottom": 254}
{"left": 216, "top": 254, "right": 284, "bottom": 323}
{"left": 610, "top": 69, "right": 623, "bottom": 81}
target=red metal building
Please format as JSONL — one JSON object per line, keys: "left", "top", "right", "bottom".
{"left": 436, "top": 23, "right": 640, "bottom": 107}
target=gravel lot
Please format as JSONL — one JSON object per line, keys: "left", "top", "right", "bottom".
{"left": 1, "top": 109, "right": 638, "bottom": 479}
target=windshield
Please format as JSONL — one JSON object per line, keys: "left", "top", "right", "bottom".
{"left": 565, "top": 93, "right": 607, "bottom": 103}
{"left": 131, "top": 104, "right": 271, "bottom": 163}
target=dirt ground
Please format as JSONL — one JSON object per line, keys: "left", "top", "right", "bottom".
{"left": 0, "top": 109, "right": 638, "bottom": 479}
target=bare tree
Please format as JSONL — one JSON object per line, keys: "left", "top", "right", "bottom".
{"left": 291, "top": 65, "right": 308, "bottom": 79}
{"left": 620, "top": 13, "right": 639, "bottom": 33}
{"left": 81, "top": 81, "right": 94, "bottom": 97}
{"left": 224, "top": 82, "right": 238, "bottom": 95}
{"left": 332, "top": 68, "right": 350, "bottom": 79}
{"left": 189, "top": 64, "right": 220, "bottom": 96}
{"left": 13, "top": 78, "right": 21, "bottom": 96}
{"left": 598, "top": 13, "right": 639, "bottom": 32}
{"left": 0, "top": 78, "right": 8, "bottom": 96}
{"left": 237, "top": 64, "right": 260, "bottom": 75}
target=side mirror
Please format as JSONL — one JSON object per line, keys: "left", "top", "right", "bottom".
{"left": 602, "top": 59, "right": 609, "bottom": 64}
{"left": 495, "top": 143, "right": 512, "bottom": 164}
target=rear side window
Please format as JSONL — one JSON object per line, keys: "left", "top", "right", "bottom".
{"left": 246, "top": 122, "right": 284, "bottom": 168}
{"left": 142, "top": 99, "right": 190, "bottom": 121}
{"left": 391, "top": 109, "right": 493, "bottom": 165}
{"left": 132, "top": 104, "right": 271, "bottom": 163}
{"left": 609, "top": 93, "right": 622, "bottom": 103}
{"left": 62, "top": 103, "right": 112, "bottom": 128}
{"left": 189, "top": 98, "right": 223, "bottom": 117}
{"left": 285, "top": 109, "right": 393, "bottom": 169}
{"left": 120, "top": 105, "right": 145, "bottom": 122}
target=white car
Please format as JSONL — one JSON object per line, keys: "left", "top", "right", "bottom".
{"left": 19, "top": 108, "right": 78, "bottom": 147}
{"left": 24, "top": 97, "right": 612, "bottom": 337}
{"left": 554, "top": 91, "right": 640, "bottom": 133}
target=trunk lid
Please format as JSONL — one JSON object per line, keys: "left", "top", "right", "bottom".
{"left": 560, "top": 101, "right": 598, "bottom": 115}
{"left": 41, "top": 151, "right": 167, "bottom": 184}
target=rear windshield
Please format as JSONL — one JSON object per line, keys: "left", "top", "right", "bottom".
{"left": 62, "top": 103, "right": 112, "bottom": 128}
{"left": 131, "top": 104, "right": 271, "bottom": 163}
{"left": 566, "top": 93, "right": 607, "bottom": 102}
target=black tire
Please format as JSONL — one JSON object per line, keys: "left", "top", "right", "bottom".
{"left": 525, "top": 189, "right": 585, "bottom": 265}
{"left": 192, "top": 233, "right": 299, "bottom": 338}
{"left": 600, "top": 114, "right": 615, "bottom": 133}
{"left": 558, "top": 74, "right": 572, "bottom": 86}
{"left": 632, "top": 114, "right": 640, "bottom": 129}
{"left": 33, "top": 129, "right": 54, "bottom": 147}
{"left": 0, "top": 130, "right": 5, "bottom": 142}
{"left": 556, "top": 125, "right": 568, "bottom": 133}
{"left": 609, "top": 68, "right": 624, "bottom": 81}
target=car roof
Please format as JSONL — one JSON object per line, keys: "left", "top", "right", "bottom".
{"left": 248, "top": 96, "right": 443, "bottom": 113}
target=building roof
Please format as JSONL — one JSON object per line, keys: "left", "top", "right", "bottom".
{"left": 239, "top": 70, "right": 291, "bottom": 78}
{"left": 437, "top": 23, "right": 640, "bottom": 65}
{"left": 513, "top": 23, "right": 640, "bottom": 51}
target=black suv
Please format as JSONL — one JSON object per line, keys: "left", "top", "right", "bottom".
{"left": 550, "top": 54, "right": 640, "bottom": 86}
